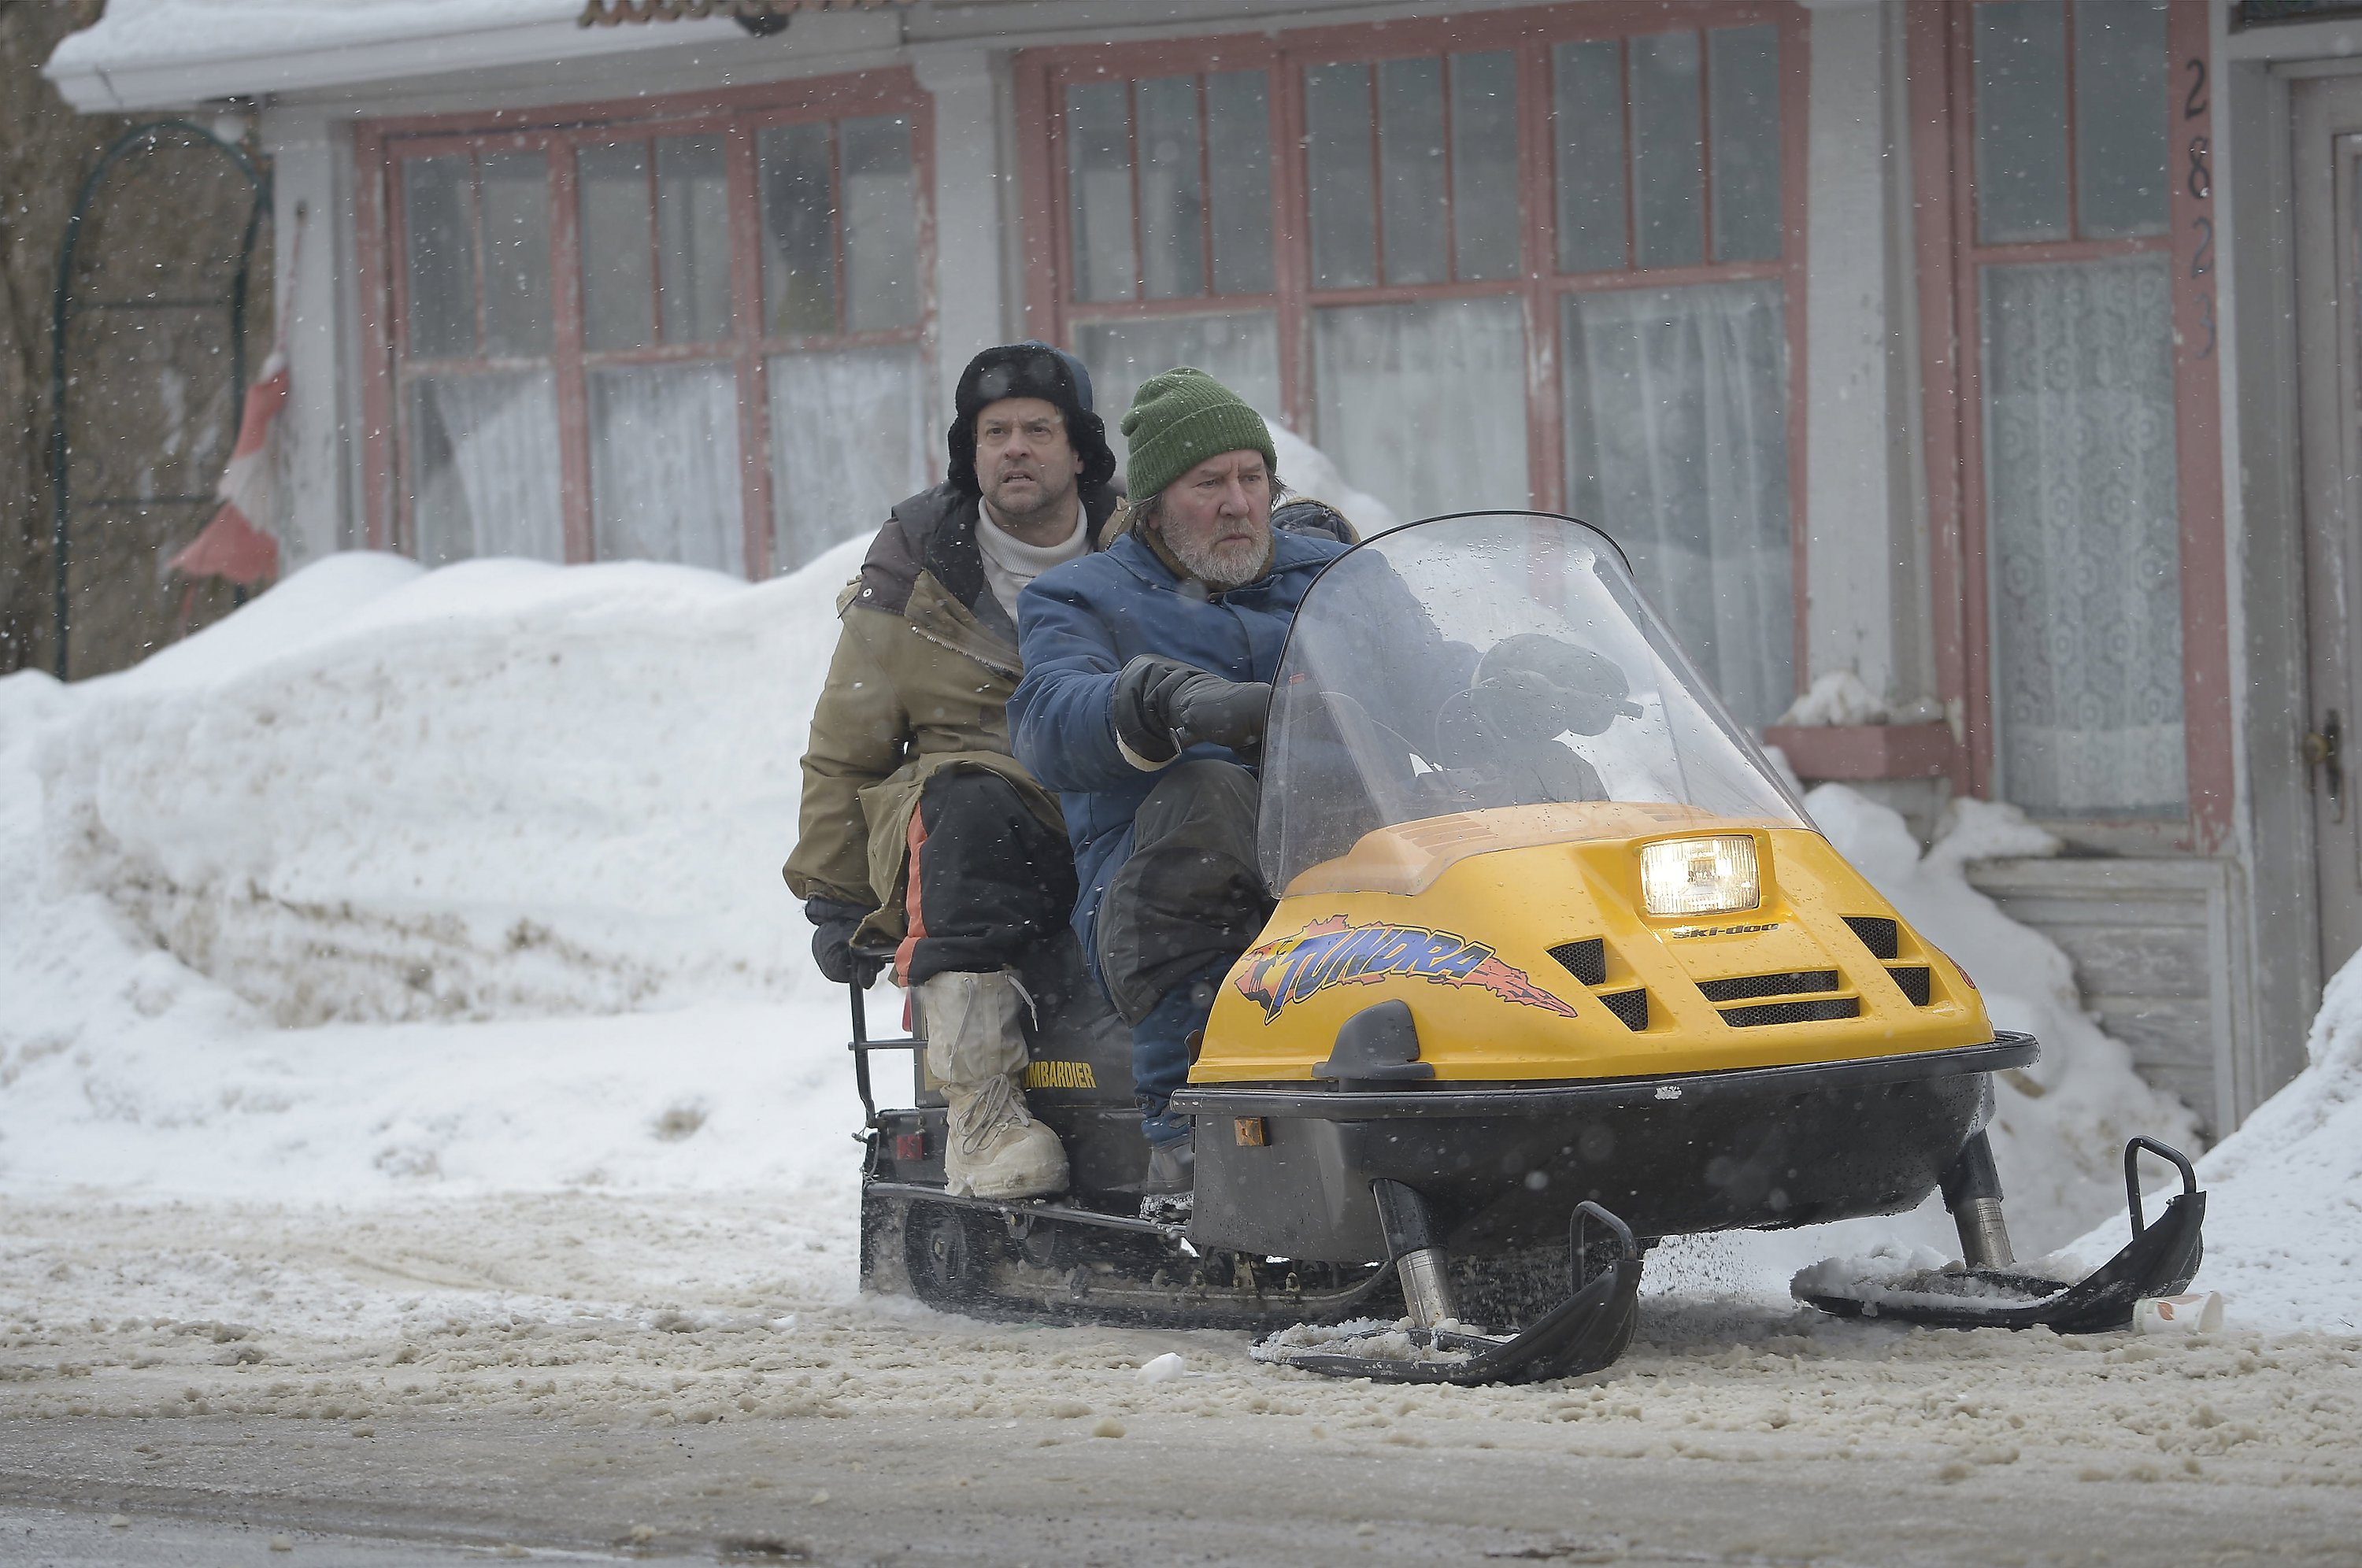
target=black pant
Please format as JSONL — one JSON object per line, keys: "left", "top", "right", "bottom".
{"left": 900, "top": 770, "right": 1078, "bottom": 986}
{"left": 1093, "top": 759, "right": 1272, "bottom": 1026}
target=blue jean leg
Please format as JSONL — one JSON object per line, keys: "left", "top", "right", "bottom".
{"left": 1131, "top": 960, "right": 1227, "bottom": 1148}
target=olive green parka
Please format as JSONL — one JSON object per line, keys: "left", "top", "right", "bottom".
{"left": 783, "top": 480, "right": 1123, "bottom": 950}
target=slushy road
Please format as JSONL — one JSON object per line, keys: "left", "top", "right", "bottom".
{"left": 5, "top": 1196, "right": 2358, "bottom": 1566}
{"left": 1, "top": 1404, "right": 2358, "bottom": 1567}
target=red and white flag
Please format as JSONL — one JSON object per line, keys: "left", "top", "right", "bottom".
{"left": 168, "top": 349, "right": 285, "bottom": 586}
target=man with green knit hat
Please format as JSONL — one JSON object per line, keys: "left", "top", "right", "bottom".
{"left": 1008, "top": 367, "right": 1349, "bottom": 1205}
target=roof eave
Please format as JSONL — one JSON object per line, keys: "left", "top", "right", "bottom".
{"left": 43, "top": 13, "right": 748, "bottom": 115}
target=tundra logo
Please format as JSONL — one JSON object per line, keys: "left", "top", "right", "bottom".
{"left": 1233, "top": 915, "right": 1581, "bottom": 1023}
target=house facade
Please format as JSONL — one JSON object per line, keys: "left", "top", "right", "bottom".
{"left": 44, "top": 0, "right": 2362, "bottom": 1135}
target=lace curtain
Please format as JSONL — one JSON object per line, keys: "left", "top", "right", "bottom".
{"left": 768, "top": 344, "right": 929, "bottom": 574}
{"left": 1560, "top": 279, "right": 1794, "bottom": 730}
{"left": 588, "top": 363, "right": 746, "bottom": 574}
{"left": 1981, "top": 254, "right": 2183, "bottom": 819}
{"left": 1076, "top": 312, "right": 1281, "bottom": 473}
{"left": 1312, "top": 298, "right": 1531, "bottom": 523}
{"left": 409, "top": 372, "right": 565, "bottom": 564}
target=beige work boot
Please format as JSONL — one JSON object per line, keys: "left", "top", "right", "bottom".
{"left": 918, "top": 969, "right": 1068, "bottom": 1200}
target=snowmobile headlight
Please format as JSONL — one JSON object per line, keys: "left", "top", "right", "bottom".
{"left": 1638, "top": 835, "right": 1761, "bottom": 917}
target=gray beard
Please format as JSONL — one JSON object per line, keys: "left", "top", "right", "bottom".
{"left": 1166, "top": 527, "right": 1268, "bottom": 590}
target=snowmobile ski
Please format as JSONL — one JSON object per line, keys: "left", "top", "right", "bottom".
{"left": 1258, "top": 1201, "right": 1642, "bottom": 1387}
{"left": 1794, "top": 1137, "right": 2205, "bottom": 1333}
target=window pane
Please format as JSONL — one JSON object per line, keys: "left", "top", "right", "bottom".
{"left": 402, "top": 156, "right": 475, "bottom": 358}
{"left": 758, "top": 121, "right": 836, "bottom": 337}
{"left": 1982, "top": 255, "right": 2183, "bottom": 816}
{"left": 1075, "top": 312, "right": 1280, "bottom": 472}
{"left": 655, "top": 135, "right": 731, "bottom": 345}
{"left": 1305, "top": 62, "right": 1378, "bottom": 289}
{"left": 1137, "top": 76, "right": 1207, "bottom": 300}
{"left": 478, "top": 152, "right": 550, "bottom": 357}
{"left": 589, "top": 361, "right": 746, "bottom": 572}
{"left": 1560, "top": 281, "right": 1794, "bottom": 730}
{"left": 1314, "top": 298, "right": 1527, "bottom": 522}
{"left": 1450, "top": 50, "right": 1520, "bottom": 283}
{"left": 770, "top": 344, "right": 929, "bottom": 575}
{"left": 842, "top": 114, "right": 919, "bottom": 332}
{"left": 1379, "top": 57, "right": 1448, "bottom": 287}
{"left": 1067, "top": 80, "right": 1137, "bottom": 304}
{"left": 1974, "top": 1, "right": 2070, "bottom": 244}
{"left": 579, "top": 141, "right": 656, "bottom": 351}
{"left": 1554, "top": 41, "right": 1627, "bottom": 273}
{"left": 407, "top": 372, "right": 564, "bottom": 564}
{"left": 2074, "top": 0, "right": 2169, "bottom": 239}
{"left": 1709, "top": 26, "right": 1783, "bottom": 262}
{"left": 1631, "top": 32, "right": 1705, "bottom": 268}
{"left": 1208, "top": 71, "right": 1274, "bottom": 294}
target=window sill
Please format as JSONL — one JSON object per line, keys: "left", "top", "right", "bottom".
{"left": 1762, "top": 723, "right": 1957, "bottom": 782}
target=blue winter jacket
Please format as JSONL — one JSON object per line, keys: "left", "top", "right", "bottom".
{"left": 1010, "top": 529, "right": 1349, "bottom": 952}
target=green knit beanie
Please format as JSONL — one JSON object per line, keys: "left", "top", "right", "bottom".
{"left": 1120, "top": 367, "right": 1277, "bottom": 504}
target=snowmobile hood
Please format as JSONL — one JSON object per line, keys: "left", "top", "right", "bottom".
{"left": 1191, "top": 512, "right": 1992, "bottom": 1086}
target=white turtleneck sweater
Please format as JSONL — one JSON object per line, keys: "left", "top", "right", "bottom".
{"left": 976, "top": 508, "right": 1090, "bottom": 622}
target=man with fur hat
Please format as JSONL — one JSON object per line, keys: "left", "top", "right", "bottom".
{"left": 1009, "top": 368, "right": 1350, "bottom": 1200}
{"left": 785, "top": 342, "right": 1122, "bottom": 1203}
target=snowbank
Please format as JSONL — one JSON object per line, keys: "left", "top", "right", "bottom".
{"left": 1775, "top": 670, "right": 1888, "bottom": 728}
{"left": 34, "top": 545, "right": 865, "bottom": 1025}
{"left": 2062, "top": 946, "right": 2362, "bottom": 1330}
{"left": 1773, "top": 669, "right": 1947, "bottom": 728}
{"left": 1269, "top": 422, "right": 1401, "bottom": 539}
{"left": 0, "top": 542, "right": 874, "bottom": 1201}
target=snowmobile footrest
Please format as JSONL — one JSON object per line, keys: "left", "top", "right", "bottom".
{"left": 1796, "top": 1137, "right": 2205, "bottom": 1333}
{"left": 1261, "top": 1202, "right": 1643, "bottom": 1386}
{"left": 864, "top": 1180, "right": 1190, "bottom": 1242}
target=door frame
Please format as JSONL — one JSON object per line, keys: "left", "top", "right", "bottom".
{"left": 2219, "top": 56, "right": 2362, "bottom": 1122}
{"left": 2294, "top": 73, "right": 2362, "bottom": 994}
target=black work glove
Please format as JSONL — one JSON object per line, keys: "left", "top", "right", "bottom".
{"left": 1172, "top": 675, "right": 1272, "bottom": 753}
{"left": 805, "top": 897, "right": 884, "bottom": 987}
{"left": 1111, "top": 656, "right": 1202, "bottom": 764}
{"left": 1110, "top": 655, "right": 1272, "bottom": 762}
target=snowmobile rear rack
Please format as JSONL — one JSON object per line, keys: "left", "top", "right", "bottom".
{"left": 1259, "top": 1199, "right": 1643, "bottom": 1386}
{"left": 848, "top": 978, "right": 919, "bottom": 1129}
{"left": 1794, "top": 1137, "right": 2205, "bottom": 1333}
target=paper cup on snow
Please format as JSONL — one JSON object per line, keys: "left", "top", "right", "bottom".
{"left": 2133, "top": 1292, "right": 2223, "bottom": 1335}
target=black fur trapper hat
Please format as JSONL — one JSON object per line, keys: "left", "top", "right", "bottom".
{"left": 947, "top": 342, "right": 1117, "bottom": 497}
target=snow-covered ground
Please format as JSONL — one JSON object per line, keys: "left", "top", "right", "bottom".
{"left": 2, "top": 538, "right": 2359, "bottom": 1535}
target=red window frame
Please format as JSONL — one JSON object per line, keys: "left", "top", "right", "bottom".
{"left": 1908, "top": 0, "right": 2227, "bottom": 846}
{"left": 355, "top": 70, "right": 936, "bottom": 579}
{"left": 1015, "top": 0, "right": 1811, "bottom": 676}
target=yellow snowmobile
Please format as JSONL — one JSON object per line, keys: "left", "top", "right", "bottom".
{"left": 850, "top": 511, "right": 2204, "bottom": 1385}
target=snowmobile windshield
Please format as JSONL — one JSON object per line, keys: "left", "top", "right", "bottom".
{"left": 1259, "top": 512, "right": 1809, "bottom": 895}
